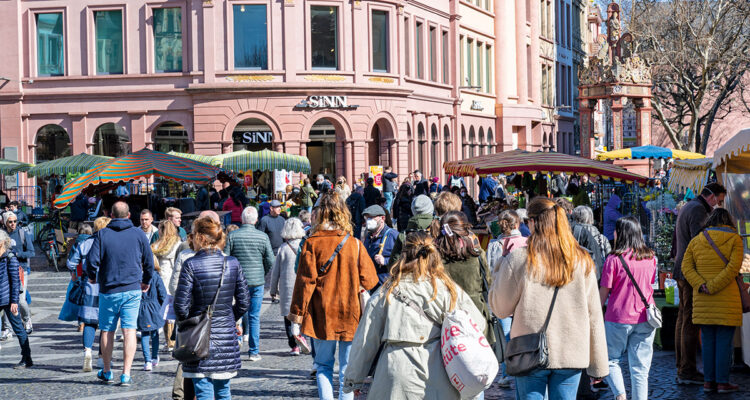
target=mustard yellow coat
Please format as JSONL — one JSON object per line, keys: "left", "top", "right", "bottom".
{"left": 682, "top": 226, "right": 744, "bottom": 327}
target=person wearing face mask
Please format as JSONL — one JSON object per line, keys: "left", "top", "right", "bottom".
{"left": 362, "top": 206, "right": 399, "bottom": 285}
{"left": 459, "top": 188, "right": 478, "bottom": 226}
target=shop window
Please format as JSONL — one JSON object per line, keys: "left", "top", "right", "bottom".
{"left": 35, "top": 124, "right": 71, "bottom": 163}
{"left": 154, "top": 122, "right": 188, "bottom": 153}
{"left": 371, "top": 10, "right": 389, "bottom": 73}
{"left": 95, "top": 10, "right": 124, "bottom": 74}
{"left": 311, "top": 6, "right": 338, "bottom": 70}
{"left": 415, "top": 21, "right": 424, "bottom": 79}
{"left": 36, "top": 13, "right": 64, "bottom": 76}
{"left": 234, "top": 4, "right": 268, "bottom": 70}
{"left": 93, "top": 123, "right": 130, "bottom": 157}
{"left": 308, "top": 119, "right": 338, "bottom": 177}
{"left": 232, "top": 118, "right": 274, "bottom": 152}
{"left": 153, "top": 8, "right": 182, "bottom": 73}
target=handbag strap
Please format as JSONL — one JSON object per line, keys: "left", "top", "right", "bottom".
{"left": 209, "top": 257, "right": 228, "bottom": 309}
{"left": 702, "top": 231, "right": 730, "bottom": 265}
{"left": 541, "top": 286, "right": 560, "bottom": 333}
{"left": 319, "top": 234, "right": 350, "bottom": 274}
{"left": 617, "top": 254, "right": 649, "bottom": 308}
{"left": 478, "top": 252, "right": 490, "bottom": 305}
{"left": 392, "top": 287, "right": 441, "bottom": 327}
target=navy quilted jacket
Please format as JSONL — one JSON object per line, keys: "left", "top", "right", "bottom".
{"left": 174, "top": 250, "right": 250, "bottom": 374}
{"left": 0, "top": 252, "right": 20, "bottom": 307}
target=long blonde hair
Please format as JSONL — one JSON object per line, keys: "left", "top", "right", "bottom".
{"left": 526, "top": 197, "right": 593, "bottom": 287}
{"left": 93, "top": 217, "right": 111, "bottom": 232}
{"left": 311, "top": 192, "right": 353, "bottom": 236}
{"left": 384, "top": 231, "right": 458, "bottom": 311}
{"left": 152, "top": 220, "right": 180, "bottom": 257}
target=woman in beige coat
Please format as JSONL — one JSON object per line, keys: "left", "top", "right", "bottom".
{"left": 343, "top": 231, "right": 485, "bottom": 399}
{"left": 151, "top": 220, "right": 182, "bottom": 351}
{"left": 490, "top": 197, "right": 608, "bottom": 399}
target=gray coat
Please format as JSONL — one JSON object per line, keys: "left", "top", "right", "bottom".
{"left": 673, "top": 196, "right": 712, "bottom": 280}
{"left": 269, "top": 239, "right": 301, "bottom": 316}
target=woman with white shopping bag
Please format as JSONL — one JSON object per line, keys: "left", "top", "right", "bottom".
{"left": 343, "top": 231, "right": 491, "bottom": 399}
{"left": 489, "top": 197, "right": 608, "bottom": 400}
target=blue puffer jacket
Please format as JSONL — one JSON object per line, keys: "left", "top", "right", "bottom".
{"left": 0, "top": 252, "right": 20, "bottom": 307}
{"left": 174, "top": 250, "right": 250, "bottom": 375}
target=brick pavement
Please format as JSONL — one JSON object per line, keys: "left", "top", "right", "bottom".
{"left": 1, "top": 267, "right": 749, "bottom": 399}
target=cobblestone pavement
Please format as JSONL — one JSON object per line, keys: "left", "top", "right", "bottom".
{"left": 1, "top": 267, "right": 749, "bottom": 399}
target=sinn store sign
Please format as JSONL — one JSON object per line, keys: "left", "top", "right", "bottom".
{"left": 295, "top": 96, "right": 359, "bottom": 109}
{"left": 238, "top": 131, "right": 273, "bottom": 144}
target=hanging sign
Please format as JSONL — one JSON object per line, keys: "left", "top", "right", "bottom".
{"left": 370, "top": 165, "right": 383, "bottom": 191}
{"left": 274, "top": 170, "right": 293, "bottom": 193}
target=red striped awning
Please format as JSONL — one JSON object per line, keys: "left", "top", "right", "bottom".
{"left": 444, "top": 149, "right": 648, "bottom": 185}
{"left": 53, "top": 149, "right": 221, "bottom": 208}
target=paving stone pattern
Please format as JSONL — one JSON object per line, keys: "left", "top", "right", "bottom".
{"left": 1, "top": 266, "right": 749, "bottom": 399}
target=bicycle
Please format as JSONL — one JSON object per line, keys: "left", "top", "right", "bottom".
{"left": 34, "top": 210, "right": 69, "bottom": 272}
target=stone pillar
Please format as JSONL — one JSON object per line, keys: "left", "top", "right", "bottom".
{"left": 579, "top": 101, "right": 595, "bottom": 159}
{"left": 611, "top": 97, "right": 624, "bottom": 150}
{"left": 128, "top": 111, "right": 147, "bottom": 152}
{"left": 282, "top": 1, "right": 297, "bottom": 82}
{"left": 495, "top": 0, "right": 517, "bottom": 102}
{"left": 70, "top": 113, "right": 89, "bottom": 155}
{"left": 299, "top": 141, "right": 308, "bottom": 179}
{"left": 515, "top": 0, "right": 528, "bottom": 104}
{"left": 275, "top": 142, "right": 284, "bottom": 153}
{"left": 529, "top": 0, "right": 541, "bottom": 106}
{"left": 344, "top": 141, "right": 353, "bottom": 184}
{"left": 202, "top": 2, "right": 215, "bottom": 83}
{"left": 389, "top": 140, "right": 398, "bottom": 172}
{"left": 635, "top": 98, "right": 652, "bottom": 147}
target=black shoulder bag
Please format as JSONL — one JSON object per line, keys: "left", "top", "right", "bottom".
{"left": 478, "top": 253, "right": 506, "bottom": 364}
{"left": 504, "top": 286, "right": 559, "bottom": 376}
{"left": 173, "top": 257, "right": 227, "bottom": 363}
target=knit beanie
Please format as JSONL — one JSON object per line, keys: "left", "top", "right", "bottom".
{"left": 411, "top": 195, "right": 434, "bottom": 216}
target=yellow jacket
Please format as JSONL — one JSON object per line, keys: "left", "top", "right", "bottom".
{"left": 682, "top": 226, "right": 744, "bottom": 327}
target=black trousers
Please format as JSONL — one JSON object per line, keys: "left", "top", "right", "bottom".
{"left": 283, "top": 317, "right": 297, "bottom": 349}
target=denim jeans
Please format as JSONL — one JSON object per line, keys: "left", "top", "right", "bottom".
{"left": 245, "top": 285, "right": 264, "bottom": 356}
{"left": 312, "top": 339, "right": 352, "bottom": 400}
{"left": 192, "top": 377, "right": 231, "bottom": 400}
{"left": 383, "top": 192, "right": 394, "bottom": 213}
{"left": 140, "top": 329, "right": 160, "bottom": 363}
{"left": 515, "top": 368, "right": 581, "bottom": 400}
{"left": 604, "top": 321, "right": 655, "bottom": 400}
{"left": 700, "top": 325, "right": 735, "bottom": 384}
{"left": 499, "top": 317, "right": 512, "bottom": 377}
{"left": 0, "top": 304, "right": 31, "bottom": 363}
{"left": 82, "top": 323, "right": 98, "bottom": 349}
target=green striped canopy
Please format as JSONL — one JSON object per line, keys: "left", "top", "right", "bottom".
{"left": 168, "top": 150, "right": 253, "bottom": 166}
{"left": 53, "top": 149, "right": 222, "bottom": 209}
{"left": 0, "top": 159, "right": 33, "bottom": 175}
{"left": 27, "top": 153, "right": 112, "bottom": 177}
{"left": 222, "top": 149, "right": 311, "bottom": 174}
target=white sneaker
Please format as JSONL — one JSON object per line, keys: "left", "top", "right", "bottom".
{"left": 83, "top": 349, "right": 92, "bottom": 372}
{"left": 497, "top": 376, "right": 512, "bottom": 388}
{"left": 0, "top": 329, "right": 12, "bottom": 341}
{"left": 143, "top": 362, "right": 152, "bottom": 371}
{"left": 248, "top": 354, "right": 262, "bottom": 362}
{"left": 152, "top": 357, "right": 159, "bottom": 367}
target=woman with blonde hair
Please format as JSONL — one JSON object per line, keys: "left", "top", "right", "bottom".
{"left": 288, "top": 192, "right": 378, "bottom": 400}
{"left": 344, "top": 231, "right": 484, "bottom": 399}
{"left": 335, "top": 176, "right": 351, "bottom": 199}
{"left": 151, "top": 220, "right": 182, "bottom": 351}
{"left": 490, "top": 197, "right": 608, "bottom": 399}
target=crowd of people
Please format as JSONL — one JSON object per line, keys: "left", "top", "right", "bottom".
{"left": 0, "top": 164, "right": 746, "bottom": 400}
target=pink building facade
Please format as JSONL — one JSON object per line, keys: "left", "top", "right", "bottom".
{"left": 0, "top": 0, "right": 557, "bottom": 192}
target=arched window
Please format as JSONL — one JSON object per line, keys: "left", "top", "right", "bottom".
{"left": 487, "top": 128, "right": 494, "bottom": 154}
{"left": 443, "top": 125, "right": 451, "bottom": 163}
{"left": 430, "top": 124, "right": 439, "bottom": 177}
{"left": 417, "top": 122, "right": 425, "bottom": 173}
{"left": 35, "top": 124, "right": 71, "bottom": 163}
{"left": 478, "top": 128, "right": 485, "bottom": 156}
{"left": 153, "top": 121, "right": 188, "bottom": 153}
{"left": 233, "top": 118, "right": 274, "bottom": 152}
{"left": 468, "top": 126, "right": 476, "bottom": 157}
{"left": 308, "top": 118, "right": 338, "bottom": 177}
{"left": 461, "top": 126, "right": 468, "bottom": 159}
{"left": 93, "top": 123, "right": 130, "bottom": 157}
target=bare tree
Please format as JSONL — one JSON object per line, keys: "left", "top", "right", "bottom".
{"left": 629, "top": 0, "right": 750, "bottom": 153}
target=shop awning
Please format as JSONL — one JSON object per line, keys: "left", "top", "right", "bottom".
{"left": 668, "top": 158, "right": 713, "bottom": 194}
{"left": 221, "top": 149, "right": 311, "bottom": 174}
{"left": 27, "top": 153, "right": 112, "bottom": 177}
{"left": 0, "top": 159, "right": 33, "bottom": 175}
{"left": 444, "top": 149, "right": 648, "bottom": 185}
{"left": 53, "top": 149, "right": 222, "bottom": 208}
{"left": 713, "top": 128, "right": 750, "bottom": 174}
{"left": 596, "top": 145, "right": 706, "bottom": 161}
{"left": 167, "top": 150, "right": 254, "bottom": 167}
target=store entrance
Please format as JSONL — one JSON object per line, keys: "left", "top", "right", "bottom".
{"left": 308, "top": 119, "right": 337, "bottom": 181}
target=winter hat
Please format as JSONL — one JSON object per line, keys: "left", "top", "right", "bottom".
{"left": 411, "top": 195, "right": 434, "bottom": 216}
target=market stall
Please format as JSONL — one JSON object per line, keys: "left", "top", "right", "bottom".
{"left": 667, "top": 158, "right": 714, "bottom": 195}
{"left": 596, "top": 144, "right": 706, "bottom": 161}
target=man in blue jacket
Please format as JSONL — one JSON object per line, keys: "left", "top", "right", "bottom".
{"left": 86, "top": 201, "right": 155, "bottom": 386}
{"left": 362, "top": 205, "right": 399, "bottom": 285}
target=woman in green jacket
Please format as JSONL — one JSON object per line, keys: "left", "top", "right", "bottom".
{"left": 299, "top": 178, "right": 316, "bottom": 212}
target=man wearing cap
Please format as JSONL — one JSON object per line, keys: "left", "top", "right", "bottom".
{"left": 362, "top": 205, "right": 399, "bottom": 285}
{"left": 257, "top": 200, "right": 286, "bottom": 255}
{"left": 387, "top": 195, "right": 435, "bottom": 269}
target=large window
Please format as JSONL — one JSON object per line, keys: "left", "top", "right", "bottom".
{"left": 93, "top": 123, "right": 130, "bottom": 157}
{"left": 485, "top": 45, "right": 491, "bottom": 93}
{"left": 404, "top": 17, "right": 410, "bottom": 76}
{"left": 466, "top": 39, "right": 473, "bottom": 86}
{"left": 153, "top": 8, "right": 182, "bottom": 72}
{"left": 36, "top": 13, "right": 64, "bottom": 76}
{"left": 442, "top": 30, "right": 449, "bottom": 84}
{"left": 35, "top": 125, "right": 71, "bottom": 163}
{"left": 234, "top": 4, "right": 268, "bottom": 69}
{"left": 154, "top": 122, "right": 188, "bottom": 153}
{"left": 476, "top": 41, "right": 482, "bottom": 90}
{"left": 371, "top": 10, "right": 389, "bottom": 72}
{"left": 95, "top": 10, "right": 123, "bottom": 74}
{"left": 311, "top": 6, "right": 338, "bottom": 69}
{"left": 429, "top": 26, "right": 437, "bottom": 81}
{"left": 415, "top": 22, "right": 424, "bottom": 79}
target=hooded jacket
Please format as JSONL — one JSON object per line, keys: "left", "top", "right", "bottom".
{"left": 603, "top": 194, "right": 623, "bottom": 241}
{"left": 86, "top": 218, "right": 155, "bottom": 294}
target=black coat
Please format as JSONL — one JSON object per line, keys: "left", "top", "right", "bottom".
{"left": 393, "top": 194, "right": 414, "bottom": 232}
{"left": 174, "top": 250, "right": 250, "bottom": 375}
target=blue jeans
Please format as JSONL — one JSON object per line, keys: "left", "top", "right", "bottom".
{"left": 0, "top": 305, "right": 31, "bottom": 363}
{"left": 604, "top": 321, "right": 655, "bottom": 400}
{"left": 700, "top": 325, "right": 735, "bottom": 384}
{"left": 312, "top": 339, "right": 352, "bottom": 400}
{"left": 245, "top": 285, "right": 264, "bottom": 356}
{"left": 140, "top": 329, "right": 160, "bottom": 363}
{"left": 515, "top": 368, "right": 581, "bottom": 400}
{"left": 499, "top": 317, "right": 512, "bottom": 377}
{"left": 82, "top": 323, "right": 98, "bottom": 349}
{"left": 192, "top": 377, "right": 231, "bottom": 400}
{"left": 98, "top": 290, "right": 141, "bottom": 331}
{"left": 383, "top": 192, "right": 394, "bottom": 213}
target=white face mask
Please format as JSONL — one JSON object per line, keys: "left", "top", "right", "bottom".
{"left": 365, "top": 218, "right": 378, "bottom": 231}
